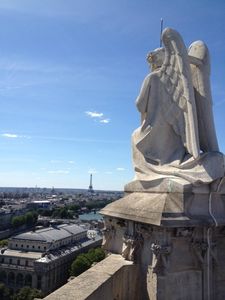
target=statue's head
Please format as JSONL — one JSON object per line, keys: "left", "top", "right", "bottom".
{"left": 147, "top": 47, "right": 165, "bottom": 71}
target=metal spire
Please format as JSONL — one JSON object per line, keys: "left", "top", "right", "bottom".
{"left": 160, "top": 18, "right": 164, "bottom": 47}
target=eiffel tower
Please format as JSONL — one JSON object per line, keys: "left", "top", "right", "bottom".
{"left": 88, "top": 173, "right": 94, "bottom": 193}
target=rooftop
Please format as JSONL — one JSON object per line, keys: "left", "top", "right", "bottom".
{"left": 10, "top": 224, "right": 87, "bottom": 243}
{"left": 2, "top": 249, "right": 42, "bottom": 259}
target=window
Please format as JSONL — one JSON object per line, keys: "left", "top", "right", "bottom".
{"left": 27, "top": 245, "right": 29, "bottom": 248}
{"left": 32, "top": 245, "right": 34, "bottom": 249}
{"left": 17, "top": 259, "right": 20, "bottom": 265}
{"left": 9, "top": 258, "right": 12, "bottom": 264}
{"left": 25, "top": 260, "right": 28, "bottom": 266}
{"left": 15, "top": 244, "right": 18, "bottom": 247}
{"left": 21, "top": 244, "right": 23, "bottom": 248}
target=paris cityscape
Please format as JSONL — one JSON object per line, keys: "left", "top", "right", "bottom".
{"left": 0, "top": 177, "right": 123, "bottom": 299}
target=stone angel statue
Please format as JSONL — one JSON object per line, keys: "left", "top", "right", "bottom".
{"left": 131, "top": 28, "right": 224, "bottom": 186}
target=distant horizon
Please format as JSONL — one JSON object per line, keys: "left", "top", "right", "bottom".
{"left": 0, "top": 185, "right": 123, "bottom": 192}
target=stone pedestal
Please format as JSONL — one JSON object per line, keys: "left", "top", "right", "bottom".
{"left": 100, "top": 179, "right": 225, "bottom": 299}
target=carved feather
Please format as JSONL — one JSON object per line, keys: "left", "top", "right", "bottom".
{"left": 157, "top": 28, "right": 200, "bottom": 158}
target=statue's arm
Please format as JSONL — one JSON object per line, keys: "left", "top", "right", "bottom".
{"left": 136, "top": 74, "right": 151, "bottom": 114}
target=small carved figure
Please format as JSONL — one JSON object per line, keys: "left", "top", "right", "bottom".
{"left": 122, "top": 233, "right": 144, "bottom": 262}
{"left": 151, "top": 243, "right": 171, "bottom": 275}
{"left": 122, "top": 235, "right": 135, "bottom": 261}
{"left": 102, "top": 225, "right": 115, "bottom": 250}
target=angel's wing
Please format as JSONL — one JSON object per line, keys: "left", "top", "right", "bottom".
{"left": 158, "top": 28, "right": 200, "bottom": 158}
{"left": 188, "top": 41, "right": 219, "bottom": 152}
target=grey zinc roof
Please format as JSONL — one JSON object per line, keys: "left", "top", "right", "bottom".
{"left": 11, "top": 224, "right": 87, "bottom": 243}
{"left": 59, "top": 224, "right": 87, "bottom": 235}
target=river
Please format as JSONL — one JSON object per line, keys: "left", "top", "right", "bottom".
{"left": 78, "top": 211, "right": 103, "bottom": 221}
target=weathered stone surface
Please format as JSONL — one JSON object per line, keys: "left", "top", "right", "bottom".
{"left": 42, "top": 254, "right": 139, "bottom": 300}
{"left": 166, "top": 271, "right": 202, "bottom": 299}
{"left": 101, "top": 190, "right": 225, "bottom": 227}
{"left": 101, "top": 192, "right": 166, "bottom": 226}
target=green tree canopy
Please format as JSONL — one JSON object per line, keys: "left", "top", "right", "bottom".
{"left": 70, "top": 248, "right": 105, "bottom": 277}
{"left": 0, "top": 239, "right": 8, "bottom": 247}
{"left": 11, "top": 211, "right": 38, "bottom": 228}
{"left": 12, "top": 286, "right": 43, "bottom": 300}
{"left": 11, "top": 216, "right": 26, "bottom": 228}
{"left": 70, "top": 254, "right": 91, "bottom": 276}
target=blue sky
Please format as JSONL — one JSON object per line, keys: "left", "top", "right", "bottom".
{"left": 0, "top": 0, "right": 225, "bottom": 190}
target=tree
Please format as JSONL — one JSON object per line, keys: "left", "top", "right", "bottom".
{"left": 0, "top": 239, "right": 8, "bottom": 247}
{"left": 12, "top": 286, "right": 43, "bottom": 300}
{"left": 0, "top": 283, "right": 11, "bottom": 300}
{"left": 25, "top": 212, "right": 35, "bottom": 226}
{"left": 11, "top": 216, "right": 26, "bottom": 228}
{"left": 70, "top": 248, "right": 106, "bottom": 277}
{"left": 52, "top": 207, "right": 73, "bottom": 219}
{"left": 93, "top": 248, "right": 105, "bottom": 262}
{"left": 11, "top": 211, "right": 38, "bottom": 228}
{"left": 37, "top": 208, "right": 52, "bottom": 217}
{"left": 25, "top": 211, "right": 38, "bottom": 226}
{"left": 67, "top": 204, "right": 80, "bottom": 212}
{"left": 86, "top": 248, "right": 96, "bottom": 262}
{"left": 70, "top": 254, "right": 91, "bottom": 276}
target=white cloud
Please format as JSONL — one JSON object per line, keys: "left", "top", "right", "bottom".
{"left": 88, "top": 168, "right": 98, "bottom": 174}
{"left": 68, "top": 160, "right": 75, "bottom": 164}
{"left": 85, "top": 111, "right": 103, "bottom": 118}
{"left": 116, "top": 167, "right": 125, "bottom": 171}
{"left": 1, "top": 133, "right": 30, "bottom": 139}
{"left": 2, "top": 133, "right": 18, "bottom": 138}
{"left": 47, "top": 170, "right": 70, "bottom": 174}
{"left": 85, "top": 111, "right": 111, "bottom": 124}
{"left": 100, "top": 119, "right": 110, "bottom": 124}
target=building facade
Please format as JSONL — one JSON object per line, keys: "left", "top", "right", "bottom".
{"left": 0, "top": 223, "right": 102, "bottom": 295}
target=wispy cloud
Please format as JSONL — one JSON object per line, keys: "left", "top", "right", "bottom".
{"left": 68, "top": 160, "right": 75, "bottom": 164}
{"left": 116, "top": 167, "right": 125, "bottom": 171}
{"left": 1, "top": 133, "right": 30, "bottom": 139}
{"left": 85, "top": 111, "right": 110, "bottom": 124}
{"left": 85, "top": 111, "right": 103, "bottom": 118}
{"left": 100, "top": 119, "right": 110, "bottom": 124}
{"left": 2, "top": 133, "right": 18, "bottom": 138}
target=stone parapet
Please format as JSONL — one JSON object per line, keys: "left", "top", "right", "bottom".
{"left": 42, "top": 254, "right": 139, "bottom": 300}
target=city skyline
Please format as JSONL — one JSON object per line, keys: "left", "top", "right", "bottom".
{"left": 0, "top": 0, "right": 225, "bottom": 190}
